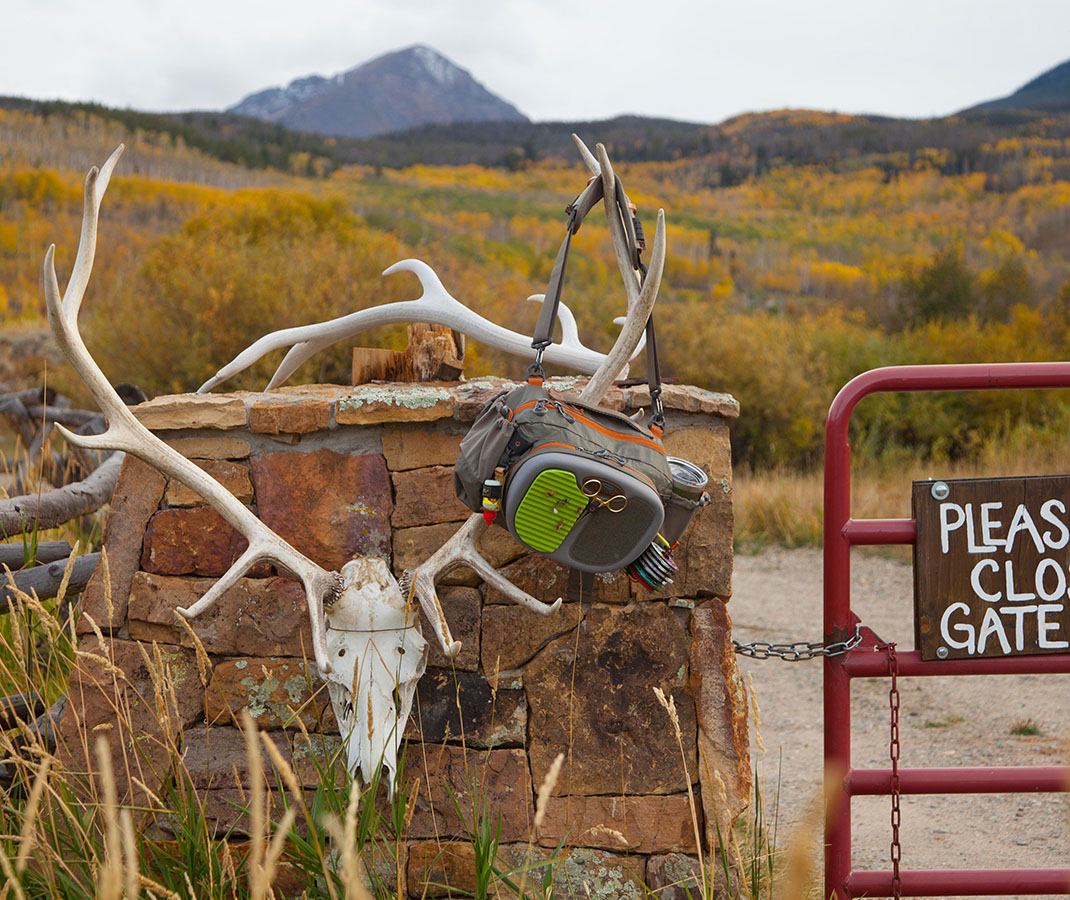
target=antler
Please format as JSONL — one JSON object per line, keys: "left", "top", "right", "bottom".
{"left": 197, "top": 259, "right": 641, "bottom": 393}
{"left": 573, "top": 136, "right": 667, "bottom": 405}
{"left": 405, "top": 139, "right": 667, "bottom": 622}
{"left": 43, "top": 145, "right": 345, "bottom": 677}
{"left": 402, "top": 515, "right": 563, "bottom": 629}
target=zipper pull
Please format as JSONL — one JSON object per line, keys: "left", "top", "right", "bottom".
{"left": 550, "top": 401, "right": 575, "bottom": 422}
{"left": 533, "top": 399, "right": 548, "bottom": 416}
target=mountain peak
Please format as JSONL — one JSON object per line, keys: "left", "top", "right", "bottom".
{"left": 228, "top": 46, "right": 527, "bottom": 139}
{"left": 406, "top": 45, "right": 460, "bottom": 87}
{"left": 964, "top": 57, "right": 1070, "bottom": 115}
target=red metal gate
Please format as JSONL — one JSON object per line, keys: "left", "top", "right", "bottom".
{"left": 824, "top": 363, "right": 1070, "bottom": 898}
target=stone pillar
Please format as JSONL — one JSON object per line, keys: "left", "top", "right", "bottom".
{"left": 59, "top": 378, "right": 746, "bottom": 898}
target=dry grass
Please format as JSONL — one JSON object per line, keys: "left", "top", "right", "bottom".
{"left": 736, "top": 426, "right": 1070, "bottom": 551}
{"left": 0, "top": 550, "right": 789, "bottom": 900}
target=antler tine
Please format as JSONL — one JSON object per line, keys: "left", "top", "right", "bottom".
{"left": 594, "top": 143, "right": 641, "bottom": 306}
{"left": 577, "top": 143, "right": 668, "bottom": 405}
{"left": 44, "top": 148, "right": 341, "bottom": 676}
{"left": 407, "top": 515, "right": 562, "bottom": 651}
{"left": 572, "top": 133, "right": 601, "bottom": 176}
{"left": 199, "top": 258, "right": 619, "bottom": 393}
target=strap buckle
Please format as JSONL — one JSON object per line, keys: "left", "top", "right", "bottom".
{"left": 527, "top": 341, "right": 550, "bottom": 380}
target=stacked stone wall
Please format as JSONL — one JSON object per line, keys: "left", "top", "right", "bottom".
{"left": 58, "top": 377, "right": 747, "bottom": 898}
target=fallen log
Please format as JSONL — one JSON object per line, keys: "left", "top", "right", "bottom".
{"left": 0, "top": 452, "right": 123, "bottom": 536}
{"left": 0, "top": 388, "right": 57, "bottom": 407}
{"left": 22, "top": 406, "right": 100, "bottom": 428}
{"left": 0, "top": 693, "right": 45, "bottom": 730}
{"left": 0, "top": 541, "right": 73, "bottom": 571}
{"left": 0, "top": 552, "right": 100, "bottom": 610}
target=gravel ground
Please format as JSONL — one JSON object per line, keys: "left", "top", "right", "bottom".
{"left": 731, "top": 547, "right": 1068, "bottom": 898}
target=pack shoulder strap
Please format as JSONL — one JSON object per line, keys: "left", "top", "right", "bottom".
{"left": 530, "top": 174, "right": 664, "bottom": 431}
{"left": 531, "top": 176, "right": 605, "bottom": 353}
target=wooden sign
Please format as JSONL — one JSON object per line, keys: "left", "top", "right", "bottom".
{"left": 913, "top": 475, "right": 1070, "bottom": 660}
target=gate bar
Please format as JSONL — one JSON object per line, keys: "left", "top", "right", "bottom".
{"left": 824, "top": 362, "right": 1070, "bottom": 899}
{"left": 847, "top": 868, "right": 1070, "bottom": 897}
{"left": 842, "top": 518, "right": 916, "bottom": 544}
{"left": 849, "top": 765, "right": 1070, "bottom": 794}
{"left": 842, "top": 648, "right": 1070, "bottom": 678}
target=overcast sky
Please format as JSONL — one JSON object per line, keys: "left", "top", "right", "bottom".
{"left": 5, "top": 0, "right": 1070, "bottom": 124}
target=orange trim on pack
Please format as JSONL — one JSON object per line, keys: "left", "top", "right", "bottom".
{"left": 508, "top": 398, "right": 666, "bottom": 456}
{"left": 557, "top": 403, "right": 666, "bottom": 454}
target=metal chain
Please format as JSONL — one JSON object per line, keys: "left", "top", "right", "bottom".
{"left": 883, "top": 641, "right": 903, "bottom": 900}
{"left": 732, "top": 625, "right": 863, "bottom": 661}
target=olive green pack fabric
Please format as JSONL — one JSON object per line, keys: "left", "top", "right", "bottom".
{"left": 453, "top": 381, "right": 674, "bottom": 573}
{"left": 454, "top": 382, "right": 673, "bottom": 516}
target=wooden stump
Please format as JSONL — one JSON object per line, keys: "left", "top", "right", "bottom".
{"left": 352, "top": 325, "right": 464, "bottom": 385}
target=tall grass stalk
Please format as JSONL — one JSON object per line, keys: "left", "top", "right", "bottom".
{"left": 654, "top": 686, "right": 709, "bottom": 899}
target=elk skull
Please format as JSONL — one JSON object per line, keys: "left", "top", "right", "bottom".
{"left": 44, "top": 137, "right": 665, "bottom": 787}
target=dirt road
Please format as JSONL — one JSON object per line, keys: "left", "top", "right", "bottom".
{"left": 731, "top": 547, "right": 1068, "bottom": 896}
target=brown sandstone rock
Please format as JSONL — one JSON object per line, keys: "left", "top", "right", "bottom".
{"left": 403, "top": 744, "right": 532, "bottom": 842}
{"left": 407, "top": 841, "right": 478, "bottom": 898}
{"left": 537, "top": 793, "right": 695, "bottom": 854}
{"left": 391, "top": 466, "right": 470, "bottom": 527}
{"left": 251, "top": 448, "right": 392, "bottom": 568}
{"left": 128, "top": 572, "right": 311, "bottom": 656}
{"left": 205, "top": 658, "right": 335, "bottom": 731}
{"left": 133, "top": 394, "right": 248, "bottom": 430}
{"left": 622, "top": 384, "right": 740, "bottom": 419}
{"left": 141, "top": 505, "right": 253, "bottom": 576}
{"left": 419, "top": 586, "right": 480, "bottom": 671}
{"left": 481, "top": 601, "right": 580, "bottom": 673}
{"left": 181, "top": 726, "right": 344, "bottom": 789}
{"left": 164, "top": 460, "right": 253, "bottom": 508}
{"left": 163, "top": 435, "right": 251, "bottom": 459}
{"left": 407, "top": 842, "right": 527, "bottom": 898}
{"left": 198, "top": 786, "right": 301, "bottom": 837}
{"left": 525, "top": 603, "right": 696, "bottom": 796}
{"left": 551, "top": 848, "right": 645, "bottom": 900}
{"left": 56, "top": 636, "right": 202, "bottom": 806}
{"left": 392, "top": 521, "right": 526, "bottom": 585}
{"left": 404, "top": 669, "right": 525, "bottom": 748}
{"left": 381, "top": 427, "right": 464, "bottom": 470}
{"left": 476, "top": 524, "right": 529, "bottom": 569}
{"left": 646, "top": 853, "right": 709, "bottom": 900}
{"left": 690, "top": 600, "right": 751, "bottom": 846}
{"left": 78, "top": 456, "right": 166, "bottom": 634}
{"left": 336, "top": 385, "right": 453, "bottom": 424}
{"left": 639, "top": 422, "right": 734, "bottom": 600}
{"left": 484, "top": 554, "right": 629, "bottom": 605}
{"left": 452, "top": 379, "right": 518, "bottom": 422}
{"left": 248, "top": 398, "right": 330, "bottom": 435}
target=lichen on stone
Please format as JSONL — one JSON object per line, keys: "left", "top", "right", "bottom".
{"left": 240, "top": 674, "right": 280, "bottom": 720}
{"left": 339, "top": 385, "right": 451, "bottom": 411}
{"left": 283, "top": 674, "right": 308, "bottom": 705}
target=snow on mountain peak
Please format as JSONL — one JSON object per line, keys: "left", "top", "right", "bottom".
{"left": 411, "top": 45, "right": 458, "bottom": 87}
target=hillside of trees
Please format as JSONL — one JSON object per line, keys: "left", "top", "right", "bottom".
{"left": 8, "top": 93, "right": 1070, "bottom": 178}
{"left": 5, "top": 102, "right": 1070, "bottom": 470}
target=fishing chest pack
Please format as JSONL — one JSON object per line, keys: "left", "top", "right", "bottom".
{"left": 453, "top": 171, "right": 711, "bottom": 592}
